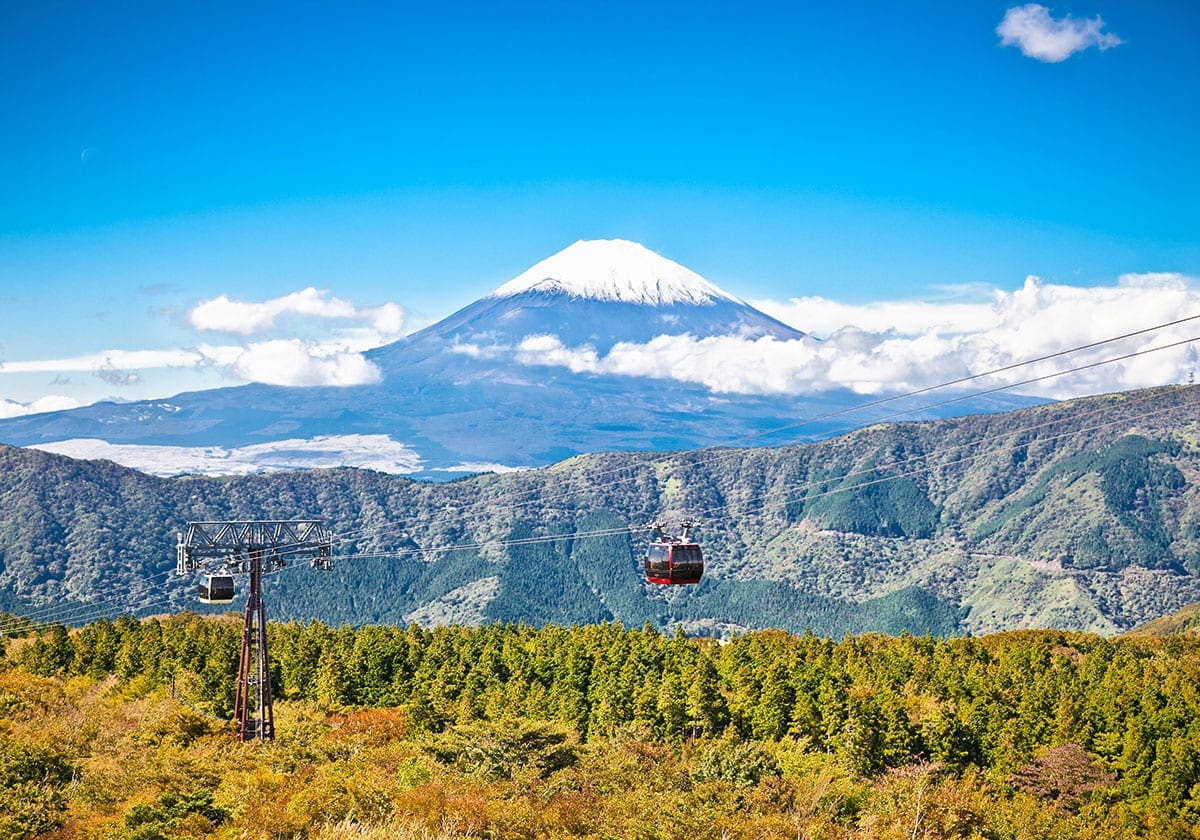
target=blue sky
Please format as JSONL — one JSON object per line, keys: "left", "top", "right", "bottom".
{"left": 1, "top": 0, "right": 1197, "bottom": 410}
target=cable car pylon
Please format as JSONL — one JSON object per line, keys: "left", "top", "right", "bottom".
{"left": 176, "top": 520, "right": 334, "bottom": 742}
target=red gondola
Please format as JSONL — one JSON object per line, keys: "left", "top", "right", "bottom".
{"left": 644, "top": 521, "right": 704, "bottom": 585}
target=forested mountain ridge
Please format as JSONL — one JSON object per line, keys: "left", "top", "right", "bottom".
{"left": 0, "top": 385, "right": 1197, "bottom": 636}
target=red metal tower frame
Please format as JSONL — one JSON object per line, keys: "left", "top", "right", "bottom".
{"left": 233, "top": 549, "right": 274, "bottom": 741}
{"left": 176, "top": 520, "right": 334, "bottom": 742}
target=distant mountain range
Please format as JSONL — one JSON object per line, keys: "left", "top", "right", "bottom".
{"left": 1, "top": 385, "right": 1196, "bottom": 637}
{"left": 0, "top": 239, "right": 1039, "bottom": 477}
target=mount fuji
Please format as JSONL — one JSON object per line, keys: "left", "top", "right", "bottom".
{"left": 0, "top": 240, "right": 1039, "bottom": 476}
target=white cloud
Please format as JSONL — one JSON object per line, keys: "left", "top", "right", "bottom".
{"left": 0, "top": 340, "right": 381, "bottom": 389}
{"left": 750, "top": 296, "right": 1003, "bottom": 336}
{"left": 997, "top": 4, "right": 1122, "bottom": 63}
{"left": 449, "top": 340, "right": 508, "bottom": 360}
{"left": 0, "top": 289, "right": 398, "bottom": 407}
{"left": 515, "top": 274, "right": 1200, "bottom": 399}
{"left": 188, "top": 287, "right": 406, "bottom": 337}
{"left": 369, "top": 302, "right": 405, "bottom": 335}
{"left": 0, "top": 349, "right": 213, "bottom": 374}
{"left": 515, "top": 335, "right": 602, "bottom": 374}
{"left": 0, "top": 395, "right": 81, "bottom": 419}
{"left": 231, "top": 340, "right": 382, "bottom": 387}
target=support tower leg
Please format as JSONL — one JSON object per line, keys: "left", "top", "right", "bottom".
{"left": 234, "top": 549, "right": 274, "bottom": 741}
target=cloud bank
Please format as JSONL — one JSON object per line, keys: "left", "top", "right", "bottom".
{"left": 0, "top": 395, "right": 81, "bottom": 419}
{"left": 997, "top": 4, "right": 1122, "bottom": 62}
{"left": 188, "top": 287, "right": 404, "bottom": 337}
{"left": 230, "top": 339, "right": 382, "bottom": 387}
{"left": 0, "top": 341, "right": 383, "bottom": 389}
{"left": 511, "top": 274, "right": 1200, "bottom": 399}
{"left": 0, "top": 288, "right": 406, "bottom": 392}
{"left": 178, "top": 287, "right": 405, "bottom": 386}
{"left": 4, "top": 276, "right": 1195, "bottom": 408}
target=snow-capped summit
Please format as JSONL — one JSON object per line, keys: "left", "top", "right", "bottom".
{"left": 378, "top": 237, "right": 805, "bottom": 361}
{"left": 488, "top": 239, "right": 741, "bottom": 306}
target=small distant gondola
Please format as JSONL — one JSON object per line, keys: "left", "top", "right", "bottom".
{"left": 198, "top": 574, "right": 235, "bottom": 604}
{"left": 644, "top": 520, "right": 704, "bottom": 585}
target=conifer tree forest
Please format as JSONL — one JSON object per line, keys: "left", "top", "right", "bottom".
{"left": 3, "top": 613, "right": 1199, "bottom": 839}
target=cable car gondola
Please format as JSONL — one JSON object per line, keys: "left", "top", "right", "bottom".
{"left": 644, "top": 520, "right": 704, "bottom": 585}
{"left": 198, "top": 574, "right": 235, "bottom": 604}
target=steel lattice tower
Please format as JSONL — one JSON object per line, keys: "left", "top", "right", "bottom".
{"left": 177, "top": 521, "right": 334, "bottom": 742}
{"left": 234, "top": 549, "right": 273, "bottom": 741}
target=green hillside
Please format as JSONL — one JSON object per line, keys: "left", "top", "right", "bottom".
{"left": 0, "top": 385, "right": 1197, "bottom": 635}
{"left": 1127, "top": 601, "right": 1200, "bottom": 637}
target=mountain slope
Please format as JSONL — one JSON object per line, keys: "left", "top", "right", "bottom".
{"left": 1127, "top": 602, "right": 1200, "bottom": 637}
{"left": 0, "top": 385, "right": 1196, "bottom": 636}
{"left": 374, "top": 240, "right": 806, "bottom": 361}
{"left": 0, "top": 239, "right": 1037, "bottom": 476}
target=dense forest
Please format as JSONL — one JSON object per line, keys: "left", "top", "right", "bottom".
{"left": 1, "top": 385, "right": 1198, "bottom": 638}
{"left": 3, "top": 614, "right": 1199, "bottom": 838}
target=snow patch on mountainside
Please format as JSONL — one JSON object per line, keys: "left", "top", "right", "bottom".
{"left": 488, "top": 239, "right": 741, "bottom": 305}
{"left": 443, "top": 462, "right": 531, "bottom": 474}
{"left": 31, "top": 435, "right": 423, "bottom": 476}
